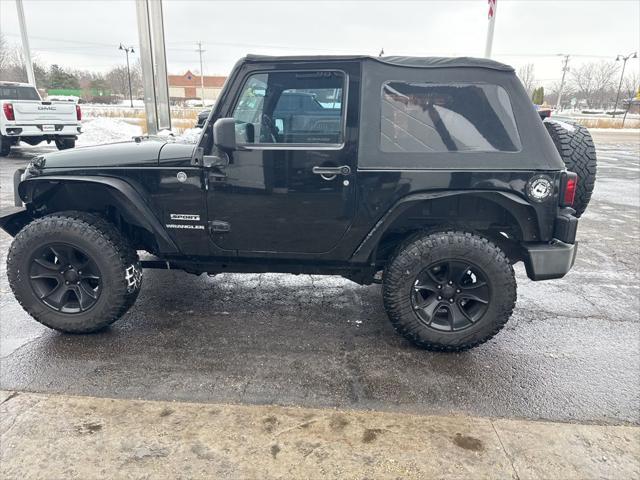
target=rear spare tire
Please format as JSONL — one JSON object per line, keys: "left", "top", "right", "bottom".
{"left": 543, "top": 120, "right": 597, "bottom": 217}
{"left": 7, "top": 212, "right": 142, "bottom": 333}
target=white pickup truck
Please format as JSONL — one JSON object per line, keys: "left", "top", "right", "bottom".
{"left": 1, "top": 81, "right": 82, "bottom": 157}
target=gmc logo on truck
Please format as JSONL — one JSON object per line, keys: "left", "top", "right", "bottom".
{"left": 38, "top": 106, "right": 56, "bottom": 111}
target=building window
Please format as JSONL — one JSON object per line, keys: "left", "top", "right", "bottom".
{"left": 380, "top": 82, "right": 521, "bottom": 153}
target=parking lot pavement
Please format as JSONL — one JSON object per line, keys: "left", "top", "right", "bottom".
{"left": 0, "top": 130, "right": 639, "bottom": 425}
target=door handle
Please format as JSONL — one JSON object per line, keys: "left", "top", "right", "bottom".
{"left": 312, "top": 165, "right": 351, "bottom": 177}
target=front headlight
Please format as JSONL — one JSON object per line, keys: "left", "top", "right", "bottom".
{"left": 26, "top": 155, "right": 46, "bottom": 175}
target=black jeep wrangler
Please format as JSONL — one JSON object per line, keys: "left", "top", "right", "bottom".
{"left": 1, "top": 55, "right": 597, "bottom": 351}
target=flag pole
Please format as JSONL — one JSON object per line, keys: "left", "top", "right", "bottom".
{"left": 484, "top": 0, "right": 497, "bottom": 58}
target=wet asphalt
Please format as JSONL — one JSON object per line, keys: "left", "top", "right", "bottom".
{"left": 1, "top": 130, "right": 638, "bottom": 425}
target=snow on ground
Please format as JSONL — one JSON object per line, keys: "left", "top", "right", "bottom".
{"left": 119, "top": 99, "right": 145, "bottom": 107}
{"left": 174, "top": 127, "right": 202, "bottom": 144}
{"left": 77, "top": 118, "right": 143, "bottom": 146}
{"left": 75, "top": 118, "right": 199, "bottom": 147}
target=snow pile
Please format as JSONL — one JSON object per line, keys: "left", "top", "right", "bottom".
{"left": 156, "top": 129, "right": 176, "bottom": 138}
{"left": 78, "top": 118, "right": 143, "bottom": 146}
{"left": 175, "top": 127, "right": 202, "bottom": 144}
{"left": 75, "top": 118, "right": 199, "bottom": 147}
{"left": 118, "top": 99, "right": 145, "bottom": 107}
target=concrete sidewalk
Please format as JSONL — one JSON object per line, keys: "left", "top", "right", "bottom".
{"left": 0, "top": 390, "right": 638, "bottom": 479}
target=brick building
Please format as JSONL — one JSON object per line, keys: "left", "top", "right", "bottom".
{"left": 168, "top": 71, "right": 226, "bottom": 102}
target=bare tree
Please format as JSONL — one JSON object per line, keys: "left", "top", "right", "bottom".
{"left": 571, "top": 61, "right": 619, "bottom": 109}
{"left": 0, "top": 37, "right": 49, "bottom": 86}
{"left": 105, "top": 63, "right": 142, "bottom": 98}
{"left": 546, "top": 80, "right": 575, "bottom": 108}
{"left": 517, "top": 63, "right": 536, "bottom": 96}
{"left": 0, "top": 34, "right": 10, "bottom": 73}
{"left": 622, "top": 70, "right": 639, "bottom": 99}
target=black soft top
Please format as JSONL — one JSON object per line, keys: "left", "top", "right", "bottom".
{"left": 243, "top": 54, "right": 514, "bottom": 72}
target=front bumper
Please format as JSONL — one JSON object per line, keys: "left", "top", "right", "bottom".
{"left": 0, "top": 205, "right": 31, "bottom": 237}
{"left": 522, "top": 239, "right": 578, "bottom": 281}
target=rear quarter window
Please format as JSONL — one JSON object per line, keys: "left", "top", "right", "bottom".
{"left": 380, "top": 82, "right": 521, "bottom": 153}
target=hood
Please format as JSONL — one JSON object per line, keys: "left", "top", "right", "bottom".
{"left": 40, "top": 137, "right": 167, "bottom": 169}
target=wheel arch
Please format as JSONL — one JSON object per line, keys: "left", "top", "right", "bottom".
{"left": 17, "top": 175, "right": 178, "bottom": 254}
{"left": 351, "top": 190, "right": 539, "bottom": 266}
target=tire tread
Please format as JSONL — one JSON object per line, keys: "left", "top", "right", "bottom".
{"left": 382, "top": 230, "right": 517, "bottom": 352}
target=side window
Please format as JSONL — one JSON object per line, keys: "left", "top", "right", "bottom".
{"left": 232, "top": 71, "right": 345, "bottom": 145}
{"left": 380, "top": 82, "right": 521, "bottom": 153}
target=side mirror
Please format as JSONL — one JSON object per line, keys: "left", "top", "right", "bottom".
{"left": 213, "top": 118, "right": 237, "bottom": 151}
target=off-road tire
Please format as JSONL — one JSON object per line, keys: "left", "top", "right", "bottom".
{"left": 382, "top": 231, "right": 517, "bottom": 352}
{"left": 55, "top": 138, "right": 76, "bottom": 150}
{"left": 0, "top": 135, "right": 11, "bottom": 156}
{"left": 64, "top": 211, "right": 142, "bottom": 315}
{"left": 543, "top": 120, "right": 597, "bottom": 217}
{"left": 7, "top": 211, "right": 142, "bottom": 333}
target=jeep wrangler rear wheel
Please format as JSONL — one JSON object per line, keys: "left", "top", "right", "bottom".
{"left": 7, "top": 212, "right": 142, "bottom": 333}
{"left": 382, "top": 231, "right": 516, "bottom": 352}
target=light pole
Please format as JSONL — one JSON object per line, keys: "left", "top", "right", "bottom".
{"left": 119, "top": 44, "right": 135, "bottom": 108}
{"left": 612, "top": 52, "right": 637, "bottom": 117}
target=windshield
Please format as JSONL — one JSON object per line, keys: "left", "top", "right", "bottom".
{"left": 0, "top": 86, "right": 41, "bottom": 101}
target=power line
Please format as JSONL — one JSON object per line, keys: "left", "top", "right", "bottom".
{"left": 2, "top": 31, "right": 136, "bottom": 48}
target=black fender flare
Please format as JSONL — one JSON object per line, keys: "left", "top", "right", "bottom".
{"left": 18, "top": 175, "right": 179, "bottom": 253}
{"left": 350, "top": 190, "right": 538, "bottom": 263}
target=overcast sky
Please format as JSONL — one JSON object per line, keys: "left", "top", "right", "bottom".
{"left": 1, "top": 0, "right": 639, "bottom": 87}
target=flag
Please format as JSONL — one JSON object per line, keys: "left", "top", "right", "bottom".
{"left": 488, "top": 0, "right": 496, "bottom": 19}
{"left": 485, "top": 0, "right": 497, "bottom": 58}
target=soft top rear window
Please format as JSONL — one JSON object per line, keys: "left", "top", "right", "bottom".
{"left": 380, "top": 82, "right": 521, "bottom": 153}
{"left": 0, "top": 86, "right": 40, "bottom": 101}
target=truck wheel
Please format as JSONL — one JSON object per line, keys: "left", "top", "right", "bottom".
{"left": 7, "top": 212, "right": 142, "bottom": 333}
{"left": 0, "top": 135, "right": 11, "bottom": 156}
{"left": 55, "top": 138, "right": 76, "bottom": 150}
{"left": 382, "top": 231, "right": 516, "bottom": 352}
{"left": 543, "top": 120, "right": 597, "bottom": 217}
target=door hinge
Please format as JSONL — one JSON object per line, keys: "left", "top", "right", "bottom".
{"left": 208, "top": 220, "right": 231, "bottom": 233}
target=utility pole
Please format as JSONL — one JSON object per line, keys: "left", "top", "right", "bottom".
{"left": 15, "top": 0, "right": 36, "bottom": 86}
{"left": 196, "top": 41, "right": 206, "bottom": 106}
{"left": 555, "top": 54, "right": 570, "bottom": 111}
{"left": 119, "top": 44, "right": 135, "bottom": 108}
{"left": 613, "top": 52, "right": 637, "bottom": 117}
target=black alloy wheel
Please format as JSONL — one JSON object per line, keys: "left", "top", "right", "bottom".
{"left": 383, "top": 231, "right": 516, "bottom": 351}
{"left": 411, "top": 260, "right": 490, "bottom": 332}
{"left": 28, "top": 243, "right": 102, "bottom": 313}
{"left": 8, "top": 212, "right": 142, "bottom": 333}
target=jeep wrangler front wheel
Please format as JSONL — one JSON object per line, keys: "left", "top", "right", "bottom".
{"left": 382, "top": 231, "right": 516, "bottom": 352}
{"left": 7, "top": 212, "right": 142, "bottom": 333}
